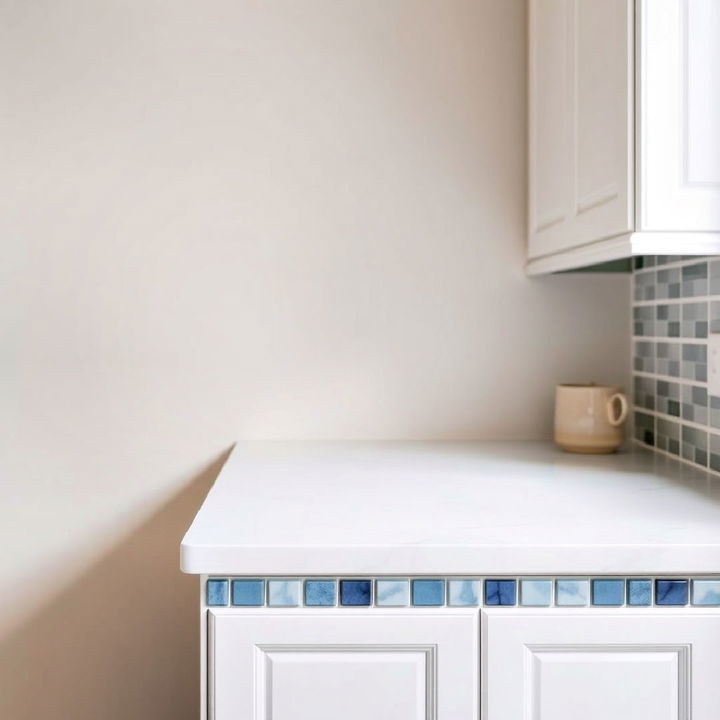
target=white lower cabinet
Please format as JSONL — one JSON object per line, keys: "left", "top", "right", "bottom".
{"left": 209, "top": 609, "right": 478, "bottom": 720}
{"left": 208, "top": 607, "right": 720, "bottom": 720}
{"left": 483, "top": 609, "right": 720, "bottom": 720}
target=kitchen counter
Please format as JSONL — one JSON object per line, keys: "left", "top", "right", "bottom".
{"left": 181, "top": 441, "right": 720, "bottom": 575}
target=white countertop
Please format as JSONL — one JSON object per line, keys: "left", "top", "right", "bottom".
{"left": 181, "top": 442, "right": 720, "bottom": 575}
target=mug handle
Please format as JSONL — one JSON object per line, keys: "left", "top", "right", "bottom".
{"left": 606, "top": 392, "right": 629, "bottom": 427}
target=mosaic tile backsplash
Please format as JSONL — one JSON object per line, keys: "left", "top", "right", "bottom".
{"left": 633, "top": 256, "right": 720, "bottom": 473}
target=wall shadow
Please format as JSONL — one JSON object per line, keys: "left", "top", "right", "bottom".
{"left": 0, "top": 449, "right": 228, "bottom": 720}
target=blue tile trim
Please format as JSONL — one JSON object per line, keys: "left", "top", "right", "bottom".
{"left": 207, "top": 578, "right": 228, "bottom": 606}
{"left": 556, "top": 579, "right": 589, "bottom": 606}
{"left": 340, "top": 579, "right": 372, "bottom": 606}
{"left": 268, "top": 579, "right": 301, "bottom": 607}
{"left": 412, "top": 579, "right": 445, "bottom": 606}
{"left": 376, "top": 579, "right": 410, "bottom": 606}
{"left": 655, "top": 579, "right": 689, "bottom": 606}
{"left": 305, "top": 579, "right": 337, "bottom": 606}
{"left": 693, "top": 579, "right": 720, "bottom": 606}
{"left": 627, "top": 579, "right": 652, "bottom": 606}
{"left": 485, "top": 579, "right": 517, "bottom": 606}
{"left": 592, "top": 579, "right": 624, "bottom": 606}
{"left": 520, "top": 579, "right": 552, "bottom": 607}
{"left": 207, "top": 576, "right": 717, "bottom": 608}
{"left": 231, "top": 579, "right": 264, "bottom": 606}
{"left": 448, "top": 579, "right": 480, "bottom": 606}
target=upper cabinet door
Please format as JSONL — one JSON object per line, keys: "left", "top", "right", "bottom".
{"left": 528, "top": 0, "right": 634, "bottom": 260}
{"left": 209, "top": 608, "right": 478, "bottom": 720}
{"left": 483, "top": 608, "right": 720, "bottom": 720}
{"left": 639, "top": 0, "right": 720, "bottom": 231}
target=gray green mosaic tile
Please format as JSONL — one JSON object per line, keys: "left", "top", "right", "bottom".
{"left": 656, "top": 267, "right": 681, "bottom": 299}
{"left": 682, "top": 384, "right": 708, "bottom": 425}
{"left": 710, "top": 434, "right": 720, "bottom": 473}
{"left": 656, "top": 342, "right": 681, "bottom": 377}
{"left": 632, "top": 257, "right": 720, "bottom": 474}
{"left": 634, "top": 411, "right": 655, "bottom": 447}
{"left": 682, "top": 302, "right": 708, "bottom": 339}
{"left": 710, "top": 301, "right": 720, "bottom": 334}
{"left": 656, "top": 304, "right": 680, "bottom": 338}
{"left": 633, "top": 341, "right": 655, "bottom": 373}
{"left": 655, "top": 418, "right": 680, "bottom": 456}
{"left": 633, "top": 306, "right": 655, "bottom": 337}
{"left": 682, "top": 261, "right": 708, "bottom": 297}
{"left": 710, "top": 396, "right": 720, "bottom": 430}
{"left": 634, "top": 271, "right": 655, "bottom": 301}
{"left": 682, "top": 425, "right": 708, "bottom": 467}
{"left": 633, "top": 376, "right": 655, "bottom": 411}
{"left": 682, "top": 343, "right": 707, "bottom": 382}
{"left": 656, "top": 380, "right": 681, "bottom": 417}
{"left": 710, "top": 260, "right": 720, "bottom": 295}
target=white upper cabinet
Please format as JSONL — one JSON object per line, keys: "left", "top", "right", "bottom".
{"left": 528, "top": 0, "right": 720, "bottom": 274}
{"left": 529, "top": 0, "right": 634, "bottom": 261}
{"left": 639, "top": 0, "right": 720, "bottom": 231}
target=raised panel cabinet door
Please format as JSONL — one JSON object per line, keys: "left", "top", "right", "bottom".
{"left": 639, "top": 0, "right": 720, "bottom": 231}
{"left": 528, "top": 0, "right": 573, "bottom": 258}
{"left": 482, "top": 609, "right": 720, "bottom": 720}
{"left": 528, "top": 0, "right": 634, "bottom": 260}
{"left": 209, "top": 609, "right": 478, "bottom": 720}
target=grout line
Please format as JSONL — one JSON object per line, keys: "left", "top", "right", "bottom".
{"left": 633, "top": 296, "right": 716, "bottom": 306}
{"left": 631, "top": 336, "right": 707, "bottom": 344}
{"left": 632, "top": 370, "right": 707, "bottom": 388}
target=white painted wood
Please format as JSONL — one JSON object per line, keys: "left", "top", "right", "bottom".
{"left": 483, "top": 609, "right": 720, "bottom": 720}
{"left": 524, "top": 231, "right": 720, "bottom": 275}
{"left": 639, "top": 0, "right": 720, "bottom": 231}
{"left": 209, "top": 609, "right": 477, "bottom": 720}
{"left": 528, "top": 0, "right": 633, "bottom": 259}
{"left": 181, "top": 442, "right": 720, "bottom": 576}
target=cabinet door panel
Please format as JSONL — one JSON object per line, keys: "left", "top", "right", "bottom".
{"left": 528, "top": 0, "right": 573, "bottom": 252}
{"left": 640, "top": 0, "right": 720, "bottom": 230}
{"left": 574, "top": 0, "right": 634, "bottom": 237}
{"left": 209, "top": 609, "right": 478, "bottom": 720}
{"left": 483, "top": 609, "right": 720, "bottom": 720}
{"left": 528, "top": 0, "right": 633, "bottom": 259}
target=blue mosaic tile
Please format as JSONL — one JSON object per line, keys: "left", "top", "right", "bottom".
{"left": 556, "top": 579, "right": 589, "bottom": 606}
{"left": 340, "top": 580, "right": 371, "bottom": 606}
{"left": 210, "top": 575, "right": 720, "bottom": 610}
{"left": 231, "top": 579, "right": 264, "bottom": 606}
{"left": 520, "top": 579, "right": 552, "bottom": 607}
{"left": 304, "top": 579, "right": 336, "bottom": 607}
{"left": 692, "top": 580, "right": 720, "bottom": 606}
{"left": 447, "top": 579, "right": 480, "bottom": 606}
{"left": 485, "top": 579, "right": 517, "bottom": 606}
{"left": 268, "top": 579, "right": 301, "bottom": 606}
{"left": 627, "top": 579, "right": 652, "bottom": 606}
{"left": 207, "top": 578, "right": 229, "bottom": 606}
{"left": 412, "top": 579, "right": 445, "bottom": 606}
{"left": 375, "top": 579, "right": 409, "bottom": 606}
{"left": 655, "top": 579, "right": 689, "bottom": 606}
{"left": 592, "top": 579, "right": 624, "bottom": 606}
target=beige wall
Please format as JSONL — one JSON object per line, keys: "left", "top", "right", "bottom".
{"left": 0, "top": 0, "right": 629, "bottom": 717}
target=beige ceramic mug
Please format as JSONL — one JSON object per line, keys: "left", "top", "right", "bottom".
{"left": 554, "top": 384, "right": 629, "bottom": 454}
